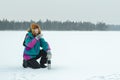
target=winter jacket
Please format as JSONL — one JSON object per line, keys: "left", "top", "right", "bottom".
{"left": 23, "top": 32, "right": 51, "bottom": 60}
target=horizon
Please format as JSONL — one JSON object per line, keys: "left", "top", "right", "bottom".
{"left": 0, "top": 19, "right": 119, "bottom": 25}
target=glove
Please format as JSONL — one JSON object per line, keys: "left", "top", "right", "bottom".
{"left": 47, "top": 50, "right": 52, "bottom": 60}
{"left": 35, "top": 34, "right": 43, "bottom": 40}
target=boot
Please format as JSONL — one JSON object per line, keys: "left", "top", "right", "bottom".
{"left": 23, "top": 60, "right": 28, "bottom": 68}
{"left": 40, "top": 64, "right": 47, "bottom": 68}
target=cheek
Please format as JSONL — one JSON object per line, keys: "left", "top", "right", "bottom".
{"left": 35, "top": 29, "right": 39, "bottom": 33}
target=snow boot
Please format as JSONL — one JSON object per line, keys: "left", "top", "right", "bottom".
{"left": 40, "top": 64, "right": 47, "bottom": 68}
{"left": 23, "top": 60, "right": 28, "bottom": 68}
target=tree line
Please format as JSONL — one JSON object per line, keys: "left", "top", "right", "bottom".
{"left": 0, "top": 19, "right": 120, "bottom": 31}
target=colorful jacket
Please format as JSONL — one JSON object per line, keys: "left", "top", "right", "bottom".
{"left": 23, "top": 32, "right": 51, "bottom": 60}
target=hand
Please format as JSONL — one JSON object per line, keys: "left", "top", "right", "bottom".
{"left": 47, "top": 50, "right": 52, "bottom": 60}
{"left": 35, "top": 34, "right": 43, "bottom": 40}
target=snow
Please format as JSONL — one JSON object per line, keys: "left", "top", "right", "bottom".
{"left": 0, "top": 31, "right": 120, "bottom": 80}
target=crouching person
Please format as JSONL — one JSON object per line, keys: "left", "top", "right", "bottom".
{"left": 22, "top": 23, "right": 52, "bottom": 69}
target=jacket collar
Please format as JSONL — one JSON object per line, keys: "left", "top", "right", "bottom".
{"left": 27, "top": 32, "right": 34, "bottom": 38}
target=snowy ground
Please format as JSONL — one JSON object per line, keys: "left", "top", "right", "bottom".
{"left": 0, "top": 31, "right": 120, "bottom": 80}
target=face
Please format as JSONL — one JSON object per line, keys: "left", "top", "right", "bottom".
{"left": 34, "top": 28, "right": 39, "bottom": 35}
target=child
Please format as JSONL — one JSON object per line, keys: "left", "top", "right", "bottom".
{"left": 23, "top": 23, "right": 52, "bottom": 69}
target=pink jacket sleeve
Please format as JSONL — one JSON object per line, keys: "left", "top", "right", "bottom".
{"left": 27, "top": 38, "right": 37, "bottom": 48}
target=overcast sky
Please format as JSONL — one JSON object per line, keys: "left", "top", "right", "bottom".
{"left": 0, "top": 0, "right": 120, "bottom": 24}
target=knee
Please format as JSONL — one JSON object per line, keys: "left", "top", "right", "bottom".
{"left": 40, "top": 49, "right": 47, "bottom": 56}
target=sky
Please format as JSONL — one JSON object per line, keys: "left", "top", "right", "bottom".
{"left": 0, "top": 0, "right": 120, "bottom": 24}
